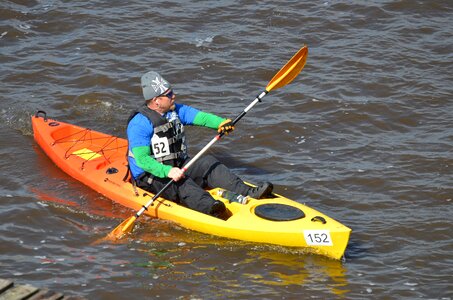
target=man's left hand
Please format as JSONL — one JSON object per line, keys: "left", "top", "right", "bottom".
{"left": 218, "top": 119, "right": 234, "bottom": 135}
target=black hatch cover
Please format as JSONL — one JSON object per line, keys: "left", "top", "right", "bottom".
{"left": 254, "top": 203, "right": 305, "bottom": 221}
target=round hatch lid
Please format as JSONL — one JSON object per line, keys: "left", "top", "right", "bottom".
{"left": 254, "top": 203, "right": 305, "bottom": 221}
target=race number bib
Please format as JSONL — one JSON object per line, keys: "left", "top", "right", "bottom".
{"left": 303, "top": 230, "right": 333, "bottom": 246}
{"left": 151, "top": 135, "right": 170, "bottom": 159}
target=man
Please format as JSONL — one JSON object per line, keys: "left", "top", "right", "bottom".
{"left": 127, "top": 71, "right": 273, "bottom": 218}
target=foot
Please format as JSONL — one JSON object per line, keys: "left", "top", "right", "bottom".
{"left": 247, "top": 182, "right": 273, "bottom": 199}
{"left": 209, "top": 200, "right": 228, "bottom": 220}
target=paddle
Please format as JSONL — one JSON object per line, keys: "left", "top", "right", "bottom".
{"left": 107, "top": 45, "right": 308, "bottom": 240}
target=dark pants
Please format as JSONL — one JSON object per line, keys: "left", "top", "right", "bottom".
{"left": 135, "top": 155, "right": 251, "bottom": 215}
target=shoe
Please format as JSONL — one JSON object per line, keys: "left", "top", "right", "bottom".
{"left": 247, "top": 182, "right": 273, "bottom": 199}
{"left": 209, "top": 200, "right": 228, "bottom": 219}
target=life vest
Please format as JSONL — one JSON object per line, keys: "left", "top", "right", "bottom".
{"left": 127, "top": 104, "right": 188, "bottom": 167}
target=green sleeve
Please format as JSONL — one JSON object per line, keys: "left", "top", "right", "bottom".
{"left": 131, "top": 146, "right": 172, "bottom": 178}
{"left": 193, "top": 111, "right": 226, "bottom": 129}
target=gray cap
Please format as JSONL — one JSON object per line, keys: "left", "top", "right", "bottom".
{"left": 141, "top": 71, "right": 172, "bottom": 100}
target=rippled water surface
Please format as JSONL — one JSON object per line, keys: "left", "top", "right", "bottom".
{"left": 1, "top": 1, "right": 452, "bottom": 299}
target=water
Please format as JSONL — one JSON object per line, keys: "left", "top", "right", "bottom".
{"left": 1, "top": 0, "right": 452, "bottom": 298}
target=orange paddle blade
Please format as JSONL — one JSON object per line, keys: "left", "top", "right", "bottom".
{"left": 266, "top": 45, "right": 308, "bottom": 92}
{"left": 105, "top": 216, "right": 137, "bottom": 241}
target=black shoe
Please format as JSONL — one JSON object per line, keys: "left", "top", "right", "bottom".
{"left": 209, "top": 200, "right": 228, "bottom": 219}
{"left": 248, "top": 182, "right": 273, "bottom": 199}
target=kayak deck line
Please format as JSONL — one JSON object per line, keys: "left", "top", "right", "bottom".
{"left": 32, "top": 111, "right": 351, "bottom": 260}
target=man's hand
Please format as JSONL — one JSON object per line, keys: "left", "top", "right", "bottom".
{"left": 218, "top": 119, "right": 234, "bottom": 135}
{"left": 168, "top": 167, "right": 185, "bottom": 181}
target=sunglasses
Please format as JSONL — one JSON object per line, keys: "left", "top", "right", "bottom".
{"left": 160, "top": 89, "right": 174, "bottom": 99}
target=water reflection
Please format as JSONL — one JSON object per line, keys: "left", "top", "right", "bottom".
{"left": 121, "top": 235, "right": 351, "bottom": 298}
{"left": 239, "top": 250, "right": 349, "bottom": 296}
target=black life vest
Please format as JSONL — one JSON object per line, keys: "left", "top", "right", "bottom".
{"left": 127, "top": 104, "right": 188, "bottom": 167}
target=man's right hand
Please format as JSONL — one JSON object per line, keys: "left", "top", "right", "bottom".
{"left": 218, "top": 119, "right": 234, "bottom": 135}
{"left": 168, "top": 167, "right": 185, "bottom": 181}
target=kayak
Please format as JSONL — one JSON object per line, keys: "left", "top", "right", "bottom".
{"left": 32, "top": 111, "right": 351, "bottom": 260}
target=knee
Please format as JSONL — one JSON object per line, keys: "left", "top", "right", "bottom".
{"left": 201, "top": 155, "right": 220, "bottom": 167}
{"left": 199, "top": 155, "right": 223, "bottom": 177}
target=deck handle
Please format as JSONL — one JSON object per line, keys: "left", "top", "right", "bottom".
{"left": 34, "top": 110, "right": 48, "bottom": 122}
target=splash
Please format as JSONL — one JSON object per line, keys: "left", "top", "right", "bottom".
{"left": 195, "top": 36, "right": 215, "bottom": 47}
